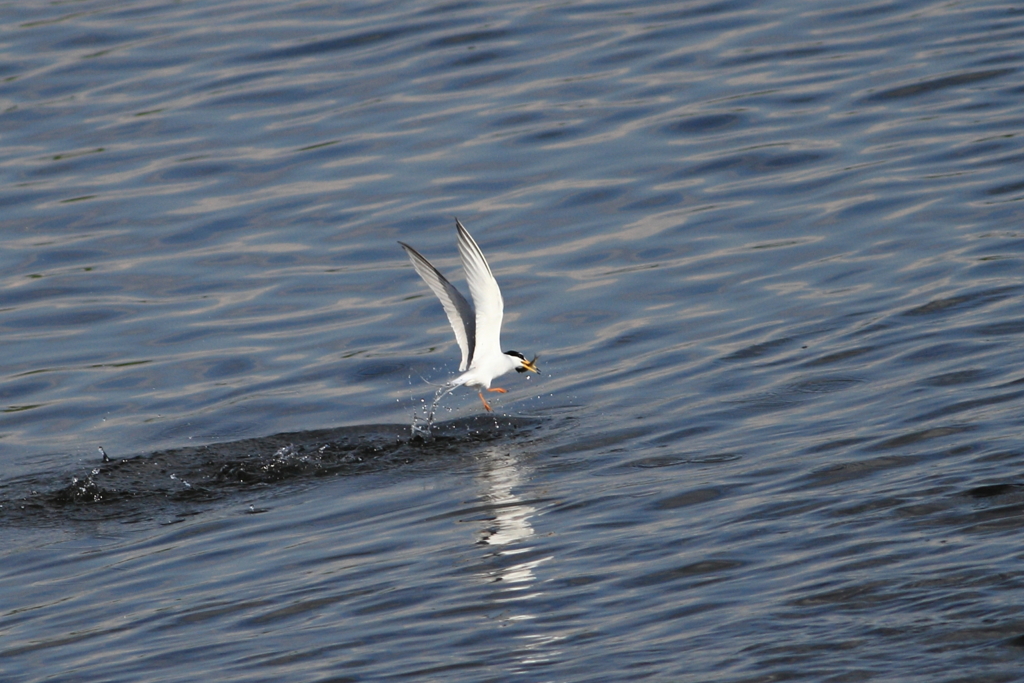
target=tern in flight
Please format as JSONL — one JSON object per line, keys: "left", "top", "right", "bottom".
{"left": 399, "top": 220, "right": 539, "bottom": 411}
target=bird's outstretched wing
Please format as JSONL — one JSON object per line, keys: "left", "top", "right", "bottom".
{"left": 455, "top": 219, "right": 504, "bottom": 364}
{"left": 399, "top": 241, "right": 476, "bottom": 372}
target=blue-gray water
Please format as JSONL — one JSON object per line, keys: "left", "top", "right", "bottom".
{"left": 4, "top": 0, "right": 1024, "bottom": 680}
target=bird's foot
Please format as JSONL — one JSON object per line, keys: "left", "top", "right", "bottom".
{"left": 487, "top": 387, "right": 507, "bottom": 393}
{"left": 478, "top": 392, "right": 493, "bottom": 412}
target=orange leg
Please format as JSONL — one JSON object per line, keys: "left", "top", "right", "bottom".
{"left": 478, "top": 392, "right": 493, "bottom": 412}
{"left": 477, "top": 389, "right": 505, "bottom": 411}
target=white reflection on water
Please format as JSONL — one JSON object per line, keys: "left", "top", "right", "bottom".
{"left": 475, "top": 444, "right": 539, "bottom": 550}
{"left": 473, "top": 443, "right": 551, "bottom": 584}
{"left": 472, "top": 443, "right": 560, "bottom": 665}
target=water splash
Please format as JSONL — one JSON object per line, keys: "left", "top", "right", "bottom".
{"left": 411, "top": 384, "right": 457, "bottom": 440}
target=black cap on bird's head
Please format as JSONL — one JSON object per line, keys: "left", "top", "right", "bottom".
{"left": 506, "top": 350, "right": 540, "bottom": 374}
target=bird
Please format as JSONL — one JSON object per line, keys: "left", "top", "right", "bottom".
{"left": 399, "top": 219, "right": 539, "bottom": 412}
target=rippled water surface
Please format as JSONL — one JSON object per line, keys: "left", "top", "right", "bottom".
{"left": 4, "top": 0, "right": 1024, "bottom": 680}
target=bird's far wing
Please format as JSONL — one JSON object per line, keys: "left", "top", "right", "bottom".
{"left": 455, "top": 220, "right": 504, "bottom": 363}
{"left": 400, "top": 242, "right": 476, "bottom": 371}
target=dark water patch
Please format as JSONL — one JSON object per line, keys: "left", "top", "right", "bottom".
{"left": 629, "top": 451, "right": 739, "bottom": 469}
{"left": 25, "top": 248, "right": 107, "bottom": 268}
{"left": 909, "top": 389, "right": 1024, "bottom": 423}
{"left": 867, "top": 425, "right": 977, "bottom": 452}
{"left": 801, "top": 345, "right": 877, "bottom": 367}
{"left": 986, "top": 179, "right": 1024, "bottom": 196}
{"left": 651, "top": 486, "right": 730, "bottom": 510}
{"left": 6, "top": 306, "right": 131, "bottom": 329}
{"left": 801, "top": 454, "right": 925, "bottom": 490}
{"left": 204, "top": 86, "right": 324, "bottom": 109}
{"left": 203, "top": 358, "right": 255, "bottom": 380}
{"left": 648, "top": 424, "right": 717, "bottom": 445}
{"left": 660, "top": 112, "right": 742, "bottom": 136}
{"left": 428, "top": 26, "right": 510, "bottom": 47}
{"left": 952, "top": 498, "right": 1024, "bottom": 535}
{"left": 353, "top": 361, "right": 408, "bottom": 380}
{"left": 0, "top": 378, "right": 57, "bottom": 402}
{"left": 723, "top": 43, "right": 831, "bottom": 67}
{"left": 863, "top": 68, "right": 1015, "bottom": 102}
{"left": 804, "top": 437, "right": 870, "bottom": 454}
{"left": 620, "top": 559, "right": 747, "bottom": 589}
{"left": 900, "top": 341, "right": 992, "bottom": 365}
{"left": 722, "top": 375, "right": 861, "bottom": 416}
{"left": 152, "top": 161, "right": 236, "bottom": 182}
{"left": 0, "top": 286, "right": 81, "bottom": 308}
{"left": 159, "top": 217, "right": 248, "bottom": 247}
{"left": 723, "top": 391, "right": 801, "bottom": 415}
{"left": 557, "top": 188, "right": 626, "bottom": 208}
{"left": 974, "top": 319, "right": 1024, "bottom": 337}
{"left": 192, "top": 70, "right": 280, "bottom": 96}
{"left": 996, "top": 375, "right": 1024, "bottom": 388}
{"left": 688, "top": 147, "right": 826, "bottom": 178}
{"left": 966, "top": 483, "right": 1020, "bottom": 499}
{"left": 621, "top": 192, "right": 683, "bottom": 211}
{"left": 249, "top": 23, "right": 441, "bottom": 62}
{"left": 3, "top": 403, "right": 47, "bottom": 414}
{"left": 520, "top": 126, "right": 582, "bottom": 144}
{"left": 547, "top": 425, "right": 653, "bottom": 458}
{"left": 592, "top": 47, "right": 656, "bottom": 67}
{"left": 721, "top": 337, "right": 795, "bottom": 361}
{"left": 920, "top": 368, "right": 996, "bottom": 387}
{"left": 901, "top": 287, "right": 1019, "bottom": 318}
{"left": 296, "top": 138, "right": 374, "bottom": 158}
{"left": 0, "top": 415, "right": 540, "bottom": 525}
{"left": 490, "top": 110, "right": 546, "bottom": 128}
